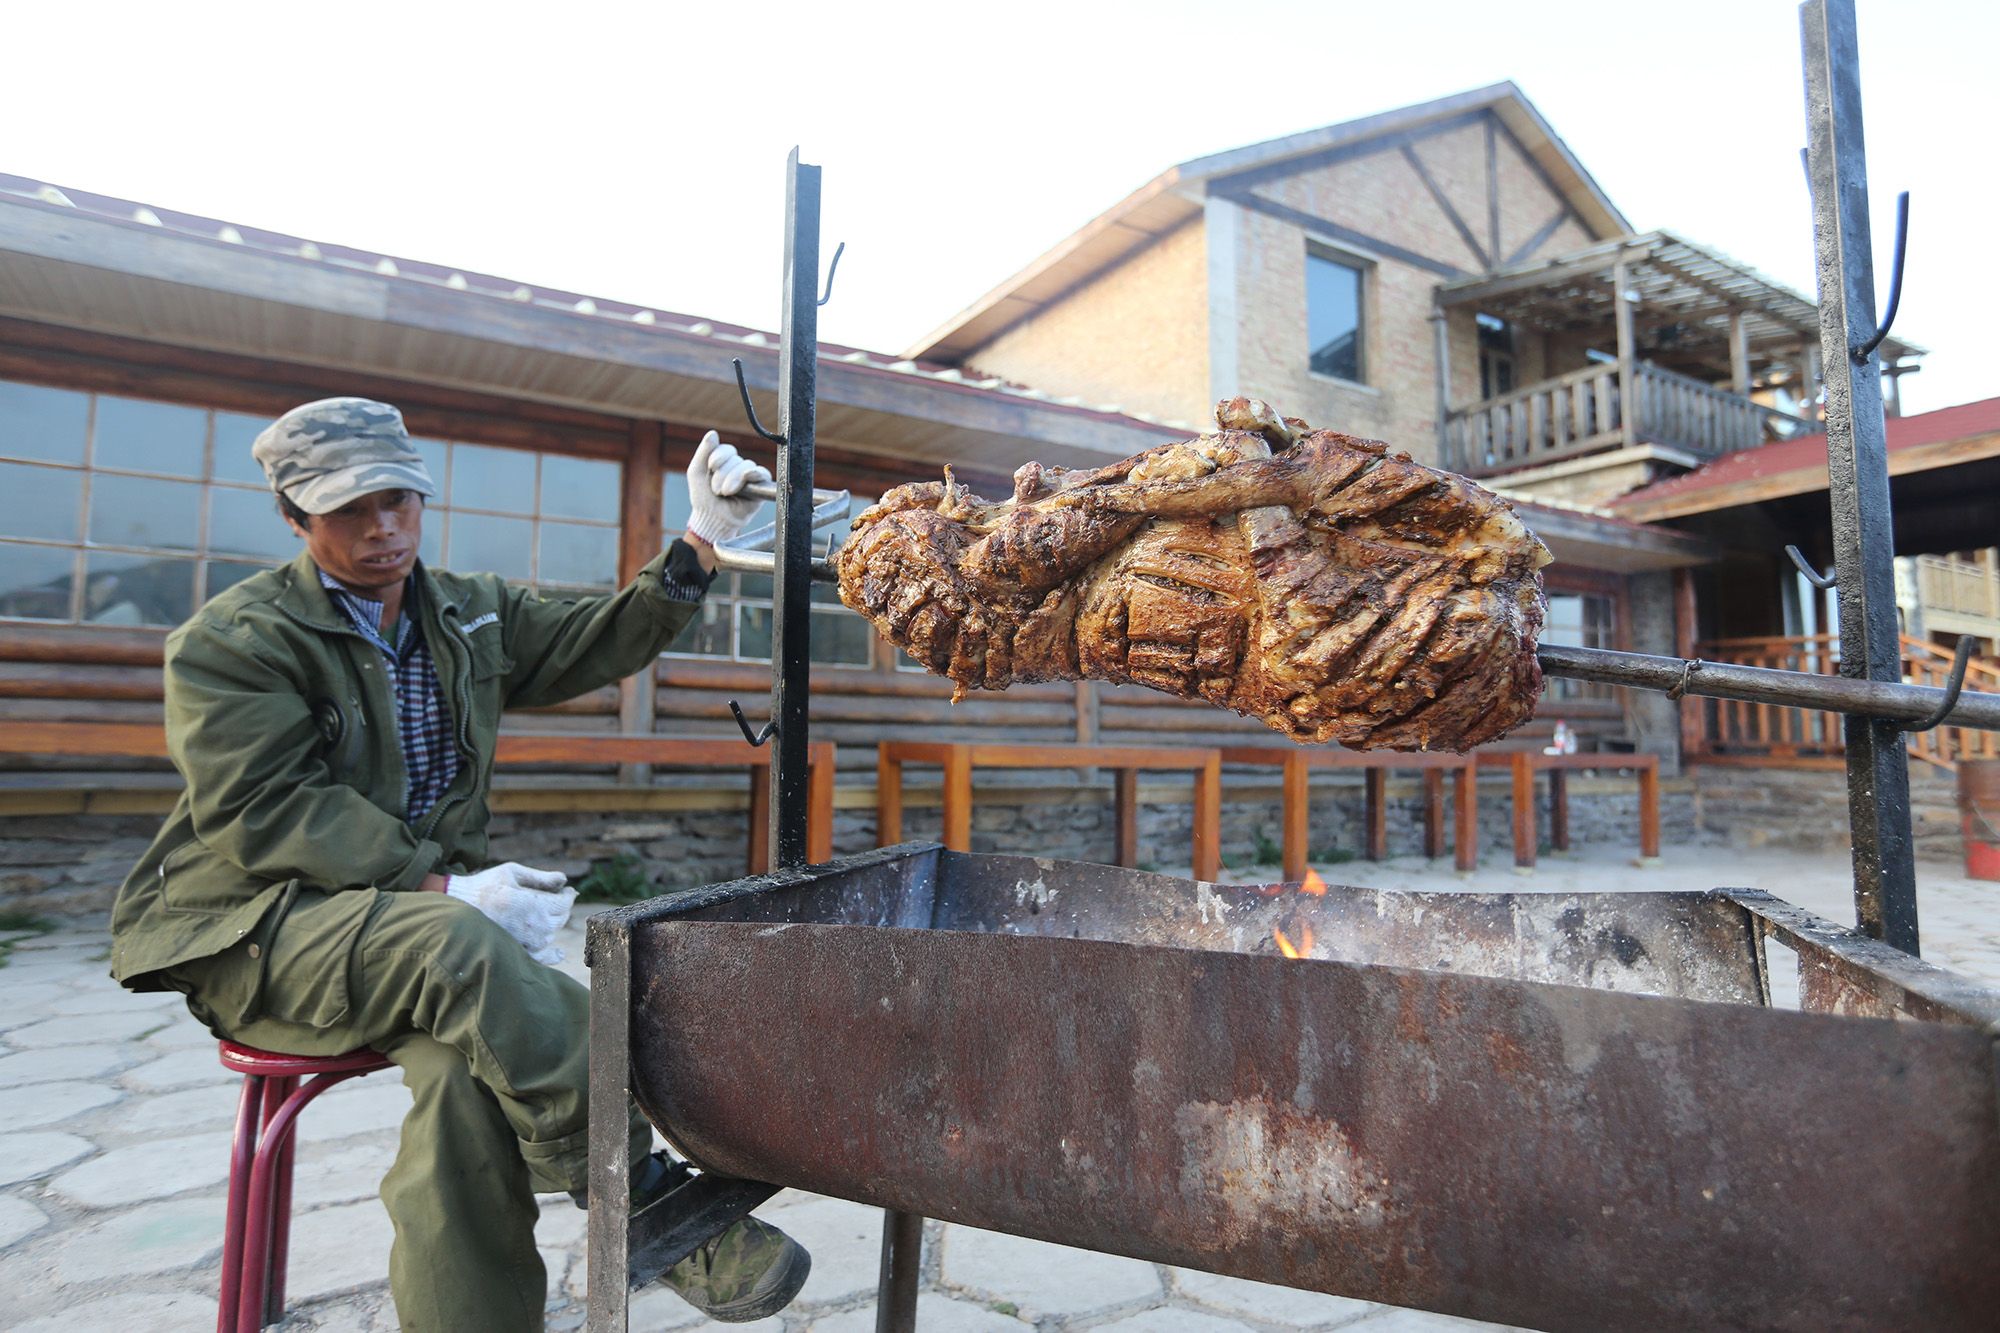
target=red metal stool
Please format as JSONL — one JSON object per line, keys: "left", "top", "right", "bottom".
{"left": 216, "top": 1041, "right": 392, "bottom": 1333}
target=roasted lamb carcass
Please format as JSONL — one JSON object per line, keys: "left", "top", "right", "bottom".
{"left": 835, "top": 399, "right": 1551, "bottom": 750}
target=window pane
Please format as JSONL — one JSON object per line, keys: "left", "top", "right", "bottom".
{"left": 1307, "top": 252, "right": 1363, "bottom": 382}
{"left": 0, "top": 542, "right": 77, "bottom": 619}
{"left": 737, "top": 573, "right": 772, "bottom": 601}
{"left": 737, "top": 603, "right": 772, "bottom": 660}
{"left": 209, "top": 487, "right": 300, "bottom": 560}
{"left": 539, "top": 520, "right": 618, "bottom": 588}
{"left": 448, "top": 512, "right": 533, "bottom": 581}
{"left": 82, "top": 552, "right": 195, "bottom": 626}
{"left": 206, "top": 559, "right": 275, "bottom": 601}
{"left": 89, "top": 474, "right": 203, "bottom": 550}
{"left": 94, "top": 395, "right": 207, "bottom": 477}
{"left": 673, "top": 600, "right": 733, "bottom": 656}
{"left": 212, "top": 411, "right": 276, "bottom": 487}
{"left": 1544, "top": 594, "right": 1584, "bottom": 644}
{"left": 541, "top": 455, "right": 621, "bottom": 523}
{"left": 0, "top": 382, "right": 89, "bottom": 464}
{"left": 809, "top": 608, "right": 873, "bottom": 665}
{"left": 662, "top": 473, "right": 691, "bottom": 535}
{"left": 410, "top": 437, "right": 450, "bottom": 497}
{"left": 450, "top": 442, "right": 535, "bottom": 514}
{"left": 419, "top": 519, "right": 443, "bottom": 570}
{"left": 0, "top": 463, "right": 83, "bottom": 541}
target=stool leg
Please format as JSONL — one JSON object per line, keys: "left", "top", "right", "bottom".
{"left": 217, "top": 1074, "right": 264, "bottom": 1333}
{"left": 264, "top": 1076, "right": 300, "bottom": 1326}
{"left": 237, "top": 1073, "right": 358, "bottom": 1331}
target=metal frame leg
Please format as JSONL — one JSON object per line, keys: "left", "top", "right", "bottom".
{"left": 217, "top": 1074, "right": 264, "bottom": 1333}
{"left": 876, "top": 1210, "right": 922, "bottom": 1333}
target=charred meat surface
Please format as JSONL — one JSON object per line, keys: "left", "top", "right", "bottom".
{"left": 835, "top": 398, "right": 1551, "bottom": 750}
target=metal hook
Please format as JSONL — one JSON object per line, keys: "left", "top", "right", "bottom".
{"left": 1852, "top": 191, "right": 1909, "bottom": 364}
{"left": 1785, "top": 545, "right": 1838, "bottom": 591}
{"left": 1900, "top": 635, "right": 1974, "bottom": 733}
{"left": 817, "top": 241, "right": 846, "bottom": 307}
{"left": 728, "top": 699, "right": 777, "bottom": 747}
{"left": 1666, "top": 657, "right": 1703, "bottom": 702}
{"left": 731, "top": 358, "right": 787, "bottom": 445}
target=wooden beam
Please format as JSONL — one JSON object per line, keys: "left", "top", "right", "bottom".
{"left": 618, "top": 419, "right": 665, "bottom": 779}
{"left": 1215, "top": 190, "right": 1467, "bottom": 280}
{"left": 1504, "top": 210, "right": 1570, "bottom": 266}
{"left": 1205, "top": 107, "right": 1493, "bottom": 195}
{"left": 1729, "top": 309, "right": 1751, "bottom": 394}
{"left": 1612, "top": 256, "right": 1637, "bottom": 450}
{"left": 1484, "top": 116, "right": 1501, "bottom": 264}
{"left": 1675, "top": 568, "right": 1703, "bottom": 765}
{"left": 1432, "top": 309, "right": 1453, "bottom": 465}
{"left": 1400, "top": 146, "right": 1489, "bottom": 269}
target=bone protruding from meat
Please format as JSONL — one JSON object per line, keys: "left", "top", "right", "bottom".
{"left": 835, "top": 399, "right": 1552, "bottom": 750}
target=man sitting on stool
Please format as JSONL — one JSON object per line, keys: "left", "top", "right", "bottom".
{"left": 109, "top": 398, "right": 809, "bottom": 1331}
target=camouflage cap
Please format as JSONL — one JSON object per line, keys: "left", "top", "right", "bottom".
{"left": 252, "top": 397, "right": 438, "bottom": 515}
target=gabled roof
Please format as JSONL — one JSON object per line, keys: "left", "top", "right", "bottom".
{"left": 0, "top": 173, "right": 1189, "bottom": 475}
{"left": 1612, "top": 397, "right": 2000, "bottom": 522}
{"left": 905, "top": 82, "right": 1629, "bottom": 363}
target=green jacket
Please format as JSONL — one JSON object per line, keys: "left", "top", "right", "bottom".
{"left": 110, "top": 547, "right": 700, "bottom": 990}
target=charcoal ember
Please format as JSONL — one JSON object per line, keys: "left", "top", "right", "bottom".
{"left": 835, "top": 398, "right": 1551, "bottom": 750}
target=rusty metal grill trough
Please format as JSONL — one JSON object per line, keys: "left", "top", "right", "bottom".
{"left": 589, "top": 844, "right": 2000, "bottom": 1331}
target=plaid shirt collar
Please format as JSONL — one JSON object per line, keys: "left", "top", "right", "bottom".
{"left": 316, "top": 567, "right": 458, "bottom": 821}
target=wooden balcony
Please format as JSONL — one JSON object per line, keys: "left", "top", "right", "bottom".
{"left": 1686, "top": 633, "right": 1999, "bottom": 770}
{"left": 1915, "top": 552, "right": 2000, "bottom": 645}
{"left": 1441, "top": 362, "right": 1803, "bottom": 477}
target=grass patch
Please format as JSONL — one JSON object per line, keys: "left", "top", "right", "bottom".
{"left": 1252, "top": 832, "right": 1284, "bottom": 866}
{"left": 987, "top": 1302, "right": 1019, "bottom": 1317}
{"left": 1311, "top": 847, "right": 1359, "bottom": 865}
{"left": 573, "top": 853, "right": 656, "bottom": 905}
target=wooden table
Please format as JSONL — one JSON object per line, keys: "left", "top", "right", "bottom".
{"left": 875, "top": 741, "right": 1222, "bottom": 881}
{"left": 1474, "top": 750, "right": 1661, "bottom": 869}
{"left": 1221, "top": 747, "right": 1478, "bottom": 879}
{"left": 0, "top": 721, "right": 834, "bottom": 874}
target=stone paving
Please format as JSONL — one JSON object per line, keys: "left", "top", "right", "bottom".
{"left": 1, "top": 842, "right": 1994, "bottom": 1332}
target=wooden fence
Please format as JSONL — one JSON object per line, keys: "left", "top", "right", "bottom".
{"left": 1688, "top": 633, "right": 1999, "bottom": 768}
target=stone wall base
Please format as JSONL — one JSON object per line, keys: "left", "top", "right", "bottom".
{"left": 4, "top": 776, "right": 1700, "bottom": 918}
{"left": 1692, "top": 763, "right": 1964, "bottom": 862}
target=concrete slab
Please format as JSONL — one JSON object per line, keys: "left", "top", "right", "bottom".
{"left": 283, "top": 1199, "right": 396, "bottom": 1304}
{"left": 0, "top": 1078, "right": 121, "bottom": 1129}
{"left": 1094, "top": 1309, "right": 1258, "bottom": 1333}
{"left": 119, "top": 1047, "right": 237, "bottom": 1090}
{"left": 1170, "top": 1269, "right": 1383, "bottom": 1327}
{"left": 49, "top": 1129, "right": 234, "bottom": 1208}
{"left": 53, "top": 1195, "right": 227, "bottom": 1282}
{"left": 941, "top": 1225, "right": 1162, "bottom": 1318}
{"left": 803, "top": 1294, "right": 1029, "bottom": 1333}
{"left": 116, "top": 1081, "right": 242, "bottom": 1137}
{"left": 0, "top": 1042, "right": 131, "bottom": 1088}
{"left": 0, "top": 1192, "right": 50, "bottom": 1249}
{"left": 3, "top": 1008, "right": 167, "bottom": 1048}
{"left": 623, "top": 1281, "right": 709, "bottom": 1329}
{"left": 291, "top": 1139, "right": 399, "bottom": 1209}
{"left": 10, "top": 1290, "right": 218, "bottom": 1332}
{"left": 0, "top": 1130, "right": 94, "bottom": 1186}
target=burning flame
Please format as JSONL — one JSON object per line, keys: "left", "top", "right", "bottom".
{"left": 1273, "top": 923, "right": 1315, "bottom": 959}
{"left": 1300, "top": 868, "right": 1328, "bottom": 896}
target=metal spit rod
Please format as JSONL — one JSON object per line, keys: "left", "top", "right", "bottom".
{"left": 1803, "top": 0, "right": 1920, "bottom": 953}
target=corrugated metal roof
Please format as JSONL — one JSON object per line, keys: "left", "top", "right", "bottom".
{"left": 0, "top": 172, "right": 1200, "bottom": 435}
{"left": 1611, "top": 397, "right": 2000, "bottom": 519}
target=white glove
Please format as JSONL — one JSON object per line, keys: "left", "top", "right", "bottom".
{"left": 444, "top": 862, "right": 576, "bottom": 966}
{"left": 684, "top": 431, "right": 771, "bottom": 547}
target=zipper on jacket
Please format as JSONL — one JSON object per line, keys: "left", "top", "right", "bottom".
{"left": 416, "top": 602, "right": 478, "bottom": 844}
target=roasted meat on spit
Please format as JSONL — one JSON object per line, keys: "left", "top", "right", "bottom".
{"left": 834, "top": 398, "right": 1551, "bottom": 750}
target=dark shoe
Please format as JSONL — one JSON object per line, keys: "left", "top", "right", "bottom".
{"left": 657, "top": 1214, "right": 811, "bottom": 1323}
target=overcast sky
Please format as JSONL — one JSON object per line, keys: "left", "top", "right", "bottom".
{"left": 5, "top": 0, "right": 1994, "bottom": 416}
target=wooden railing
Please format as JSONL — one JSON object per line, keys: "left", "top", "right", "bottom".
{"left": 1916, "top": 553, "right": 2000, "bottom": 636}
{"left": 1688, "top": 633, "right": 2000, "bottom": 768}
{"left": 1442, "top": 362, "right": 1806, "bottom": 477}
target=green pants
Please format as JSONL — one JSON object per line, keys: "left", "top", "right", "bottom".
{"left": 170, "top": 888, "right": 651, "bottom": 1333}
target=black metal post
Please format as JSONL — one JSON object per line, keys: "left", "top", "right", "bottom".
{"left": 875, "top": 1210, "right": 923, "bottom": 1333}
{"left": 1801, "top": 0, "right": 1919, "bottom": 954}
{"left": 769, "top": 148, "right": 819, "bottom": 872}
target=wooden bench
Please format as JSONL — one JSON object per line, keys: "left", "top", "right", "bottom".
{"left": 0, "top": 721, "right": 834, "bottom": 873}
{"left": 1221, "top": 747, "right": 1479, "bottom": 879}
{"left": 875, "top": 741, "right": 1222, "bottom": 881}
{"left": 1474, "top": 750, "right": 1661, "bottom": 869}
